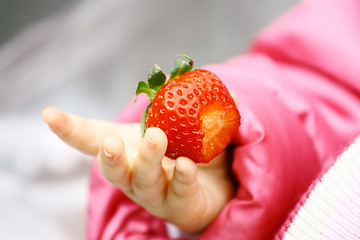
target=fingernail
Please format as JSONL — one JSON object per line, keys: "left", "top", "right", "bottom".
{"left": 145, "top": 132, "right": 156, "bottom": 149}
{"left": 102, "top": 149, "right": 118, "bottom": 166}
{"left": 103, "top": 149, "right": 113, "bottom": 159}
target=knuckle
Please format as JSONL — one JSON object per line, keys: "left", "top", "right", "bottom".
{"left": 138, "top": 150, "right": 156, "bottom": 166}
{"left": 133, "top": 179, "right": 154, "bottom": 191}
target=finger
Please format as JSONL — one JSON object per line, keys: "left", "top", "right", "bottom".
{"left": 42, "top": 106, "right": 73, "bottom": 138}
{"left": 131, "top": 127, "right": 168, "bottom": 203}
{"left": 229, "top": 90, "right": 238, "bottom": 106}
{"left": 168, "top": 157, "right": 199, "bottom": 203}
{"left": 42, "top": 106, "right": 120, "bottom": 155}
{"left": 162, "top": 157, "right": 176, "bottom": 181}
{"left": 98, "top": 136, "right": 132, "bottom": 191}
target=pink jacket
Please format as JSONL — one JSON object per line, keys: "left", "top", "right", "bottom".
{"left": 87, "top": 0, "right": 360, "bottom": 239}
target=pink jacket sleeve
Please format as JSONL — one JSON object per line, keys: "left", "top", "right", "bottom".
{"left": 87, "top": 0, "right": 360, "bottom": 239}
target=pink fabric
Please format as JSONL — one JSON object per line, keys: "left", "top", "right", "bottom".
{"left": 87, "top": 0, "right": 360, "bottom": 239}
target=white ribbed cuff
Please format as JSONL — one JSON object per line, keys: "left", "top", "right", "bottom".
{"left": 282, "top": 136, "right": 360, "bottom": 240}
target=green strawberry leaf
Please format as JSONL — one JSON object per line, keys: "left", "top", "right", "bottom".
{"left": 170, "top": 54, "right": 193, "bottom": 79}
{"left": 148, "top": 64, "right": 166, "bottom": 91}
{"left": 135, "top": 81, "right": 156, "bottom": 102}
{"left": 140, "top": 104, "right": 151, "bottom": 137}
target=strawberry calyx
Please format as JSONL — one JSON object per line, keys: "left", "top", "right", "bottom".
{"left": 169, "top": 54, "right": 193, "bottom": 79}
{"left": 135, "top": 55, "right": 194, "bottom": 135}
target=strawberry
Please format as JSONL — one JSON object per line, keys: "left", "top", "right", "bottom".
{"left": 136, "top": 55, "right": 240, "bottom": 163}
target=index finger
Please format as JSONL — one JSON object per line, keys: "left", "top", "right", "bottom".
{"left": 42, "top": 106, "right": 121, "bottom": 155}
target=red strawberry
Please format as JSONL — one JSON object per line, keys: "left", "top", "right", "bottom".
{"left": 136, "top": 55, "right": 240, "bottom": 163}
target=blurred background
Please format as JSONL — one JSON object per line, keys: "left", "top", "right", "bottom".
{"left": 0, "top": 0, "right": 297, "bottom": 239}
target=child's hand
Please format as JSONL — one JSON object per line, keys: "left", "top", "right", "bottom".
{"left": 42, "top": 107, "right": 235, "bottom": 234}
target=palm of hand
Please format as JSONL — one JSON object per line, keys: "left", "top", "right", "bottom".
{"left": 42, "top": 107, "right": 234, "bottom": 234}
